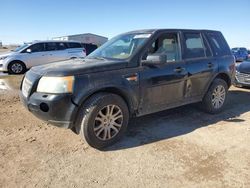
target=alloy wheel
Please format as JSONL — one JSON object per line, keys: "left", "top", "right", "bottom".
{"left": 211, "top": 85, "right": 226, "bottom": 109}
{"left": 11, "top": 63, "right": 23, "bottom": 74}
{"left": 94, "top": 104, "right": 123, "bottom": 141}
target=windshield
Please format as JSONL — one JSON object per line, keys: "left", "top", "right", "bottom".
{"left": 13, "top": 43, "right": 31, "bottom": 52}
{"left": 87, "top": 33, "right": 151, "bottom": 60}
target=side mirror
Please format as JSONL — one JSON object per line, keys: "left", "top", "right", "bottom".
{"left": 26, "top": 49, "right": 32, "bottom": 53}
{"left": 142, "top": 54, "right": 167, "bottom": 65}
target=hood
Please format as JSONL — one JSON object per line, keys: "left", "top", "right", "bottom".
{"left": 30, "top": 58, "right": 128, "bottom": 76}
{"left": 0, "top": 51, "right": 17, "bottom": 58}
{"left": 236, "top": 61, "right": 250, "bottom": 73}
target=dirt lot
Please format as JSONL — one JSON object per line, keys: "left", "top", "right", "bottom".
{"left": 0, "top": 75, "right": 249, "bottom": 188}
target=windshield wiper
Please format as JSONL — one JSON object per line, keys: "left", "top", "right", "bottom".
{"left": 87, "top": 56, "right": 107, "bottom": 61}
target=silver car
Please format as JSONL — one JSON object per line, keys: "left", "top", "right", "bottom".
{"left": 0, "top": 40, "right": 86, "bottom": 74}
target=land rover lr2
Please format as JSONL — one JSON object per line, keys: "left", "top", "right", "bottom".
{"left": 20, "top": 29, "right": 235, "bottom": 149}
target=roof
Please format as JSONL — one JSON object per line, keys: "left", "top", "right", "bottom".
{"left": 124, "top": 28, "right": 221, "bottom": 34}
{"left": 29, "top": 40, "right": 81, "bottom": 44}
{"left": 54, "top": 33, "right": 108, "bottom": 39}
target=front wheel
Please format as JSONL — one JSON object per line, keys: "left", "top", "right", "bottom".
{"left": 8, "top": 61, "right": 26, "bottom": 74}
{"left": 76, "top": 93, "right": 129, "bottom": 149}
{"left": 201, "top": 78, "right": 228, "bottom": 114}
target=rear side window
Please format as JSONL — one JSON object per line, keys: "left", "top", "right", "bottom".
{"left": 206, "top": 32, "right": 231, "bottom": 56}
{"left": 57, "top": 42, "right": 67, "bottom": 50}
{"left": 45, "top": 42, "right": 58, "bottom": 51}
{"left": 82, "top": 43, "right": 98, "bottom": 55}
{"left": 183, "top": 33, "right": 205, "bottom": 59}
{"left": 67, "top": 42, "right": 82, "bottom": 48}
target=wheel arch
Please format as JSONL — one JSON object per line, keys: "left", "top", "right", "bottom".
{"left": 7, "top": 60, "right": 27, "bottom": 70}
{"left": 81, "top": 87, "right": 136, "bottom": 116}
{"left": 203, "top": 72, "right": 231, "bottom": 99}
{"left": 71, "top": 87, "right": 136, "bottom": 134}
{"left": 214, "top": 72, "right": 231, "bottom": 88}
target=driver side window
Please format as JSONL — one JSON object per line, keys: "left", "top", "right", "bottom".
{"left": 143, "top": 33, "right": 181, "bottom": 62}
{"left": 28, "top": 43, "right": 45, "bottom": 53}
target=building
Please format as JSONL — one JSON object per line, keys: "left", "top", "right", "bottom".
{"left": 0, "top": 41, "right": 2, "bottom": 48}
{"left": 52, "top": 33, "right": 108, "bottom": 46}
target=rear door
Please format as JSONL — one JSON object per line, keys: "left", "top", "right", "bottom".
{"left": 67, "top": 42, "right": 85, "bottom": 58}
{"left": 182, "top": 31, "right": 217, "bottom": 99}
{"left": 44, "top": 42, "right": 69, "bottom": 63}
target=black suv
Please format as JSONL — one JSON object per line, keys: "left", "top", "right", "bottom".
{"left": 20, "top": 29, "right": 235, "bottom": 149}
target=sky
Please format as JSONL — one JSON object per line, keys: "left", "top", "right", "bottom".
{"left": 0, "top": 0, "right": 249, "bottom": 48}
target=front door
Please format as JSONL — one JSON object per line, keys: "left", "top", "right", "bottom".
{"left": 139, "top": 32, "right": 187, "bottom": 115}
{"left": 21, "top": 43, "right": 49, "bottom": 67}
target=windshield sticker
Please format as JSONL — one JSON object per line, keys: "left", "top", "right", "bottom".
{"left": 133, "top": 34, "right": 151, "bottom": 39}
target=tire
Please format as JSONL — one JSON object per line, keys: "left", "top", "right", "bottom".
{"left": 201, "top": 78, "right": 228, "bottom": 114}
{"left": 76, "top": 93, "right": 129, "bottom": 149}
{"left": 8, "top": 61, "right": 26, "bottom": 74}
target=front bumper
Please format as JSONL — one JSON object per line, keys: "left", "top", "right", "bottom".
{"left": 20, "top": 91, "right": 79, "bottom": 128}
{"left": 234, "top": 72, "right": 250, "bottom": 87}
{"left": 0, "top": 59, "right": 8, "bottom": 72}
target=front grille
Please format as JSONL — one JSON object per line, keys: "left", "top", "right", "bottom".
{"left": 236, "top": 72, "right": 250, "bottom": 83}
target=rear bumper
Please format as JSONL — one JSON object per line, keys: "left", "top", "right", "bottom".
{"left": 20, "top": 91, "right": 79, "bottom": 128}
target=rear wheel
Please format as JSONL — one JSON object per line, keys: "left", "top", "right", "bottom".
{"left": 201, "top": 78, "right": 228, "bottom": 114}
{"left": 8, "top": 61, "right": 26, "bottom": 74}
{"left": 76, "top": 93, "right": 129, "bottom": 149}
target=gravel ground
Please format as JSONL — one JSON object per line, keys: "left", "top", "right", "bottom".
{"left": 0, "top": 75, "right": 249, "bottom": 188}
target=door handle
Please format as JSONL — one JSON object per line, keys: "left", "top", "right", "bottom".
{"left": 174, "top": 67, "right": 185, "bottom": 73}
{"left": 124, "top": 73, "right": 138, "bottom": 82}
{"left": 208, "top": 62, "right": 214, "bottom": 68}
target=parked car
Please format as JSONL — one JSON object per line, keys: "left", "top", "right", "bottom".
{"left": 0, "top": 41, "right": 86, "bottom": 74}
{"left": 248, "top": 50, "right": 250, "bottom": 59}
{"left": 20, "top": 29, "right": 235, "bottom": 149}
{"left": 81, "top": 43, "right": 98, "bottom": 55}
{"left": 231, "top": 47, "right": 248, "bottom": 62}
{"left": 234, "top": 61, "right": 250, "bottom": 87}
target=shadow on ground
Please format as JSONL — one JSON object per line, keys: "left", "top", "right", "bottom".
{"left": 106, "top": 89, "right": 250, "bottom": 151}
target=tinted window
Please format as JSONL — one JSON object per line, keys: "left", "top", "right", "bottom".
{"left": 206, "top": 32, "right": 231, "bottom": 56}
{"left": 45, "top": 42, "right": 58, "bottom": 51}
{"left": 143, "top": 33, "right": 181, "bottom": 62}
{"left": 28, "top": 43, "right": 45, "bottom": 52}
{"left": 82, "top": 43, "right": 98, "bottom": 55}
{"left": 202, "top": 35, "right": 212, "bottom": 57}
{"left": 57, "top": 42, "right": 67, "bottom": 50}
{"left": 184, "top": 33, "right": 205, "bottom": 59}
{"left": 67, "top": 42, "right": 82, "bottom": 48}
{"left": 240, "top": 48, "right": 247, "bottom": 51}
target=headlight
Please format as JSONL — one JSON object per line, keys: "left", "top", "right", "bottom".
{"left": 0, "top": 56, "right": 8, "bottom": 60}
{"left": 37, "top": 76, "right": 74, "bottom": 94}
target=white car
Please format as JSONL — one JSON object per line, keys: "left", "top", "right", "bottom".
{"left": 0, "top": 41, "right": 86, "bottom": 74}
